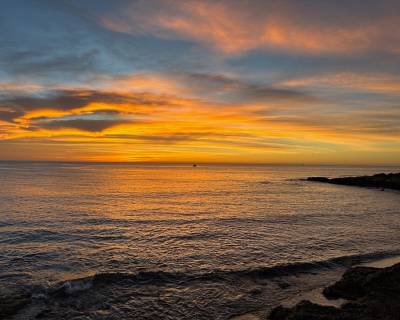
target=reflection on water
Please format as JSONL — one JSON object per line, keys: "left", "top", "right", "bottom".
{"left": 0, "top": 163, "right": 399, "bottom": 319}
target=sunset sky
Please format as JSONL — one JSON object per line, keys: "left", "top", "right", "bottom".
{"left": 1, "top": 0, "right": 399, "bottom": 164}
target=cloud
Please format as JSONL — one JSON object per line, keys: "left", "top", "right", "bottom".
{"left": 0, "top": 110, "right": 24, "bottom": 123}
{"left": 175, "top": 72, "right": 317, "bottom": 103}
{"left": 100, "top": 0, "right": 400, "bottom": 55}
{"left": 280, "top": 72, "right": 400, "bottom": 94}
{"left": 0, "top": 0, "right": 132, "bottom": 83}
{"left": 1, "top": 50, "right": 100, "bottom": 79}
{"left": 0, "top": 88, "right": 178, "bottom": 118}
{"left": 39, "top": 119, "right": 131, "bottom": 132}
{"left": 90, "top": 72, "right": 317, "bottom": 106}
{"left": 0, "top": 71, "right": 399, "bottom": 164}
{"left": 0, "top": 1, "right": 399, "bottom": 164}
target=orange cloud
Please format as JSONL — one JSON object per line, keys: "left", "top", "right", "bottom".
{"left": 1, "top": 72, "right": 399, "bottom": 164}
{"left": 280, "top": 73, "right": 400, "bottom": 94}
{"left": 100, "top": 0, "right": 400, "bottom": 55}
{"left": 0, "top": 81, "right": 43, "bottom": 94}
{"left": 93, "top": 73, "right": 186, "bottom": 96}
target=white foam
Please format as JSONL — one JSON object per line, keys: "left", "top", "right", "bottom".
{"left": 61, "top": 277, "right": 93, "bottom": 295}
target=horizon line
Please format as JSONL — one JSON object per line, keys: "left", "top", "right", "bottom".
{"left": 0, "top": 160, "right": 399, "bottom": 167}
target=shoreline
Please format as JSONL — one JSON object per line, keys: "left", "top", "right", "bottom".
{"left": 4, "top": 252, "right": 400, "bottom": 320}
{"left": 280, "top": 255, "right": 400, "bottom": 309}
{"left": 268, "top": 256, "right": 400, "bottom": 319}
{"left": 231, "top": 254, "right": 400, "bottom": 320}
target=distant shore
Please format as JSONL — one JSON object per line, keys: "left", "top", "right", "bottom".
{"left": 306, "top": 172, "right": 400, "bottom": 190}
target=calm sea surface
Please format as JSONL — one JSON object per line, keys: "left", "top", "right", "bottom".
{"left": 1, "top": 162, "right": 399, "bottom": 319}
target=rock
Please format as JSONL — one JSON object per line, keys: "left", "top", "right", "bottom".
{"left": 268, "top": 262, "right": 400, "bottom": 320}
{"left": 322, "top": 266, "right": 377, "bottom": 300}
{"left": 306, "top": 173, "right": 400, "bottom": 190}
{"left": 324, "top": 263, "right": 400, "bottom": 302}
{"left": 269, "top": 300, "right": 340, "bottom": 320}
{"left": 306, "top": 177, "right": 330, "bottom": 183}
{"left": 0, "top": 291, "right": 31, "bottom": 319}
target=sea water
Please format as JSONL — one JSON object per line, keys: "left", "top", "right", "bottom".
{"left": 1, "top": 162, "right": 399, "bottom": 319}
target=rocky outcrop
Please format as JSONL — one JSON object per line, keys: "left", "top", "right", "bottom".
{"left": 0, "top": 290, "right": 31, "bottom": 319}
{"left": 307, "top": 173, "right": 400, "bottom": 190}
{"left": 269, "top": 262, "right": 400, "bottom": 320}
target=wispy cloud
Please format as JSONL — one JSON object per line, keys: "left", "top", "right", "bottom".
{"left": 280, "top": 73, "right": 400, "bottom": 94}
{"left": 1, "top": 72, "right": 398, "bottom": 163}
{"left": 1, "top": 0, "right": 399, "bottom": 164}
{"left": 100, "top": 0, "right": 400, "bottom": 55}
{"left": 39, "top": 119, "right": 133, "bottom": 133}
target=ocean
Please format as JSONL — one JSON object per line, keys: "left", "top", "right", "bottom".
{"left": 1, "top": 162, "right": 399, "bottom": 319}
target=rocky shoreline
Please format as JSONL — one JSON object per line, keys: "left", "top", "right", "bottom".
{"left": 306, "top": 172, "right": 400, "bottom": 190}
{"left": 269, "top": 261, "right": 400, "bottom": 320}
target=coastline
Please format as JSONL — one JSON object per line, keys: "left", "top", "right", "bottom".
{"left": 306, "top": 172, "right": 400, "bottom": 191}
{"left": 232, "top": 254, "right": 400, "bottom": 320}
{"left": 279, "top": 255, "right": 400, "bottom": 309}
{"left": 269, "top": 259, "right": 400, "bottom": 319}
{"left": 263, "top": 173, "right": 400, "bottom": 320}
{"left": 4, "top": 252, "right": 400, "bottom": 320}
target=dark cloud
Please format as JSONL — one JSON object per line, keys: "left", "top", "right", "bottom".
{"left": 0, "top": 89, "right": 173, "bottom": 115}
{"left": 0, "top": 110, "right": 24, "bottom": 123}
{"left": 181, "top": 72, "right": 317, "bottom": 103}
{"left": 1, "top": 90, "right": 127, "bottom": 111}
{"left": 40, "top": 119, "right": 130, "bottom": 132}
{"left": 2, "top": 51, "right": 100, "bottom": 79}
{"left": 105, "top": 131, "right": 250, "bottom": 143}
{"left": 91, "top": 109, "right": 124, "bottom": 116}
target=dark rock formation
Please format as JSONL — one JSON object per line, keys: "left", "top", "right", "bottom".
{"left": 269, "top": 301, "right": 340, "bottom": 320}
{"left": 0, "top": 290, "right": 31, "bottom": 319}
{"left": 307, "top": 173, "right": 400, "bottom": 190}
{"left": 269, "top": 262, "right": 400, "bottom": 320}
{"left": 306, "top": 177, "right": 330, "bottom": 183}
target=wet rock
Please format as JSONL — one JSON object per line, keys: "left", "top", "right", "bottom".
{"left": 269, "top": 300, "right": 340, "bottom": 320}
{"left": 322, "top": 266, "right": 378, "bottom": 300}
{"left": 324, "top": 263, "right": 400, "bottom": 301}
{"left": 268, "top": 263, "right": 400, "bottom": 320}
{"left": 0, "top": 290, "right": 31, "bottom": 319}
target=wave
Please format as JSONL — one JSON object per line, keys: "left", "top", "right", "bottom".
{"left": 44, "top": 249, "right": 400, "bottom": 298}
{"left": 3, "top": 250, "right": 399, "bottom": 320}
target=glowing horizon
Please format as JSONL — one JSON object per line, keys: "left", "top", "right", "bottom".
{"left": 1, "top": 0, "right": 399, "bottom": 165}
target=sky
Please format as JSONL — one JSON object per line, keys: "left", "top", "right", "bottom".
{"left": 0, "top": 0, "right": 399, "bottom": 164}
